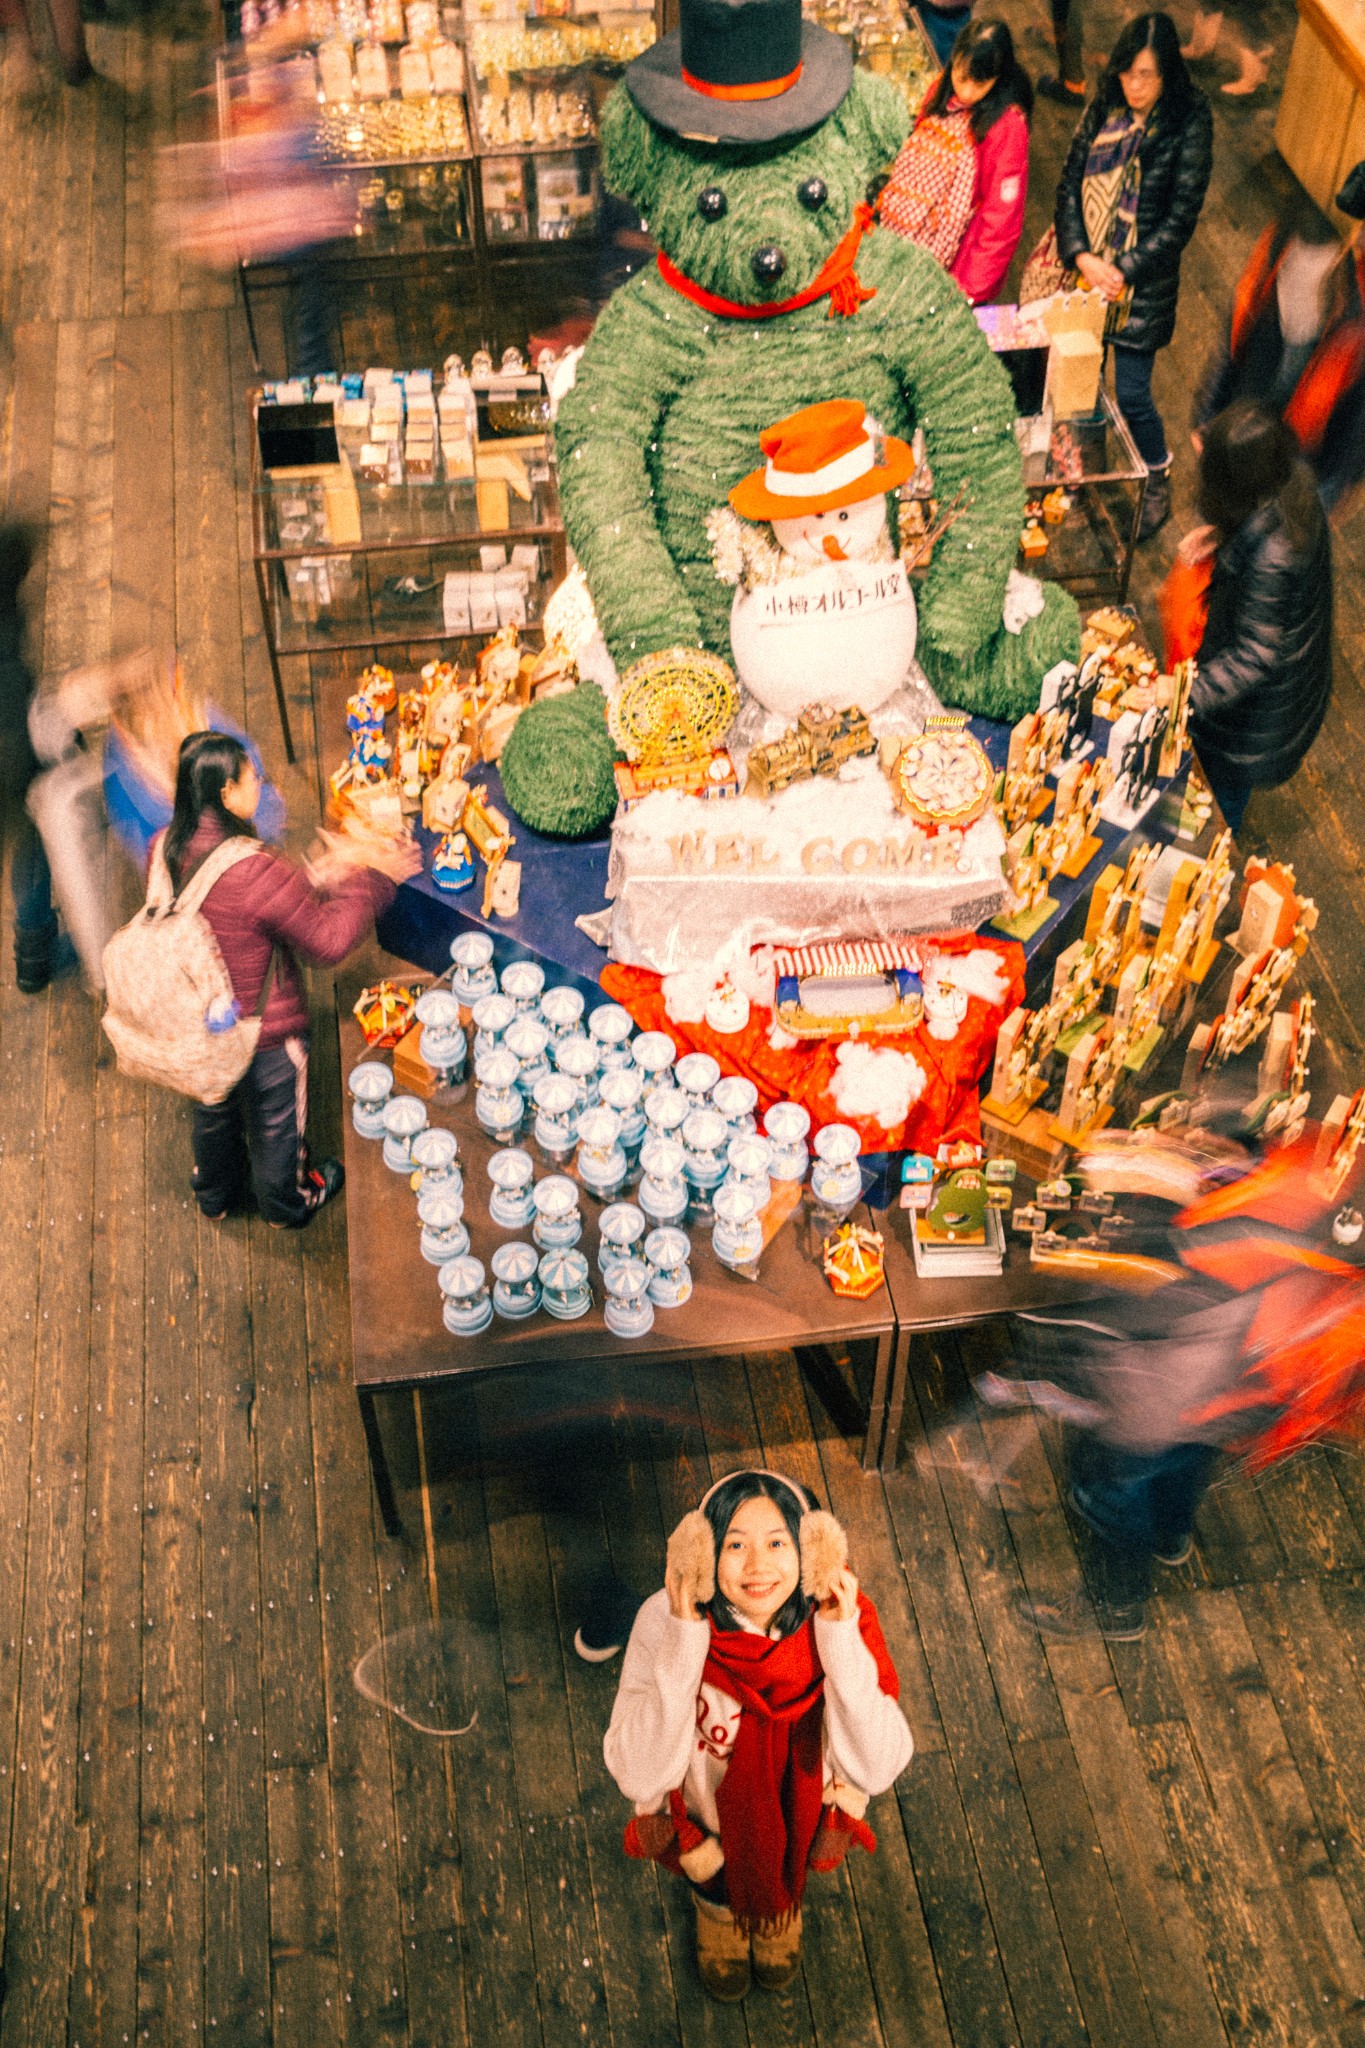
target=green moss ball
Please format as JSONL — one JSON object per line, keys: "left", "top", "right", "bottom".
{"left": 500, "top": 683, "right": 619, "bottom": 839}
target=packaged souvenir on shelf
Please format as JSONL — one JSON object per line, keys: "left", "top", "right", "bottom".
{"left": 822, "top": 1220, "right": 885, "bottom": 1299}
{"left": 354, "top": 979, "right": 423, "bottom": 1047}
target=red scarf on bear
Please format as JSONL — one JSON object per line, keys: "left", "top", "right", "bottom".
{"left": 624, "top": 1592, "right": 899, "bottom": 1933}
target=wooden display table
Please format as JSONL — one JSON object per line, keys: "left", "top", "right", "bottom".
{"left": 340, "top": 1008, "right": 897, "bottom": 1534}
{"left": 1276, "top": 0, "right": 1365, "bottom": 222}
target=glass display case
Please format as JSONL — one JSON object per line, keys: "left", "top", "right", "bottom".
{"left": 801, "top": 0, "right": 937, "bottom": 115}
{"left": 250, "top": 373, "right": 568, "bottom": 759}
{"left": 1015, "top": 388, "right": 1148, "bottom": 605}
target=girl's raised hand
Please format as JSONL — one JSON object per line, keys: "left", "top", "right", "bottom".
{"left": 820, "top": 1567, "right": 860, "bottom": 1624}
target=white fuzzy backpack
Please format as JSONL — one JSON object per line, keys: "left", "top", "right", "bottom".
{"left": 101, "top": 837, "right": 274, "bottom": 1105}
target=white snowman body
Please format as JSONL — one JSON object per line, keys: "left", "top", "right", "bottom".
{"left": 728, "top": 496, "right": 918, "bottom": 723}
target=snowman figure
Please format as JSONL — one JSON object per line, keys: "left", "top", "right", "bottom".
{"left": 711, "top": 399, "right": 923, "bottom": 733}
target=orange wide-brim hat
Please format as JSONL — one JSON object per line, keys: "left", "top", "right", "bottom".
{"left": 729, "top": 397, "right": 915, "bottom": 522}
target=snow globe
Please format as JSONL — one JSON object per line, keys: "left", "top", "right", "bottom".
{"left": 811, "top": 1123, "right": 862, "bottom": 1212}
{"left": 638, "top": 1135, "right": 688, "bottom": 1226}
{"left": 491, "top": 1240, "right": 541, "bottom": 1320}
{"left": 644, "top": 1085, "right": 689, "bottom": 1144}
{"left": 681, "top": 1107, "right": 729, "bottom": 1193}
{"left": 675, "top": 1052, "right": 721, "bottom": 1109}
{"left": 504, "top": 1015, "right": 552, "bottom": 1094}
{"left": 588, "top": 1002, "right": 636, "bottom": 1073}
{"left": 439, "top": 1254, "right": 492, "bottom": 1336}
{"left": 603, "top": 1256, "right": 654, "bottom": 1337}
{"left": 631, "top": 1031, "right": 677, "bottom": 1096}
{"left": 472, "top": 992, "right": 516, "bottom": 1066}
{"left": 554, "top": 1033, "right": 600, "bottom": 1109}
{"left": 540, "top": 984, "right": 585, "bottom": 1042}
{"left": 418, "top": 1186, "right": 469, "bottom": 1265}
{"left": 501, "top": 959, "right": 545, "bottom": 1013}
{"left": 764, "top": 1102, "right": 811, "bottom": 1183}
{"left": 474, "top": 1047, "right": 524, "bottom": 1144}
{"left": 409, "top": 1125, "right": 461, "bottom": 1196}
{"left": 712, "top": 1180, "right": 763, "bottom": 1270}
{"left": 349, "top": 1060, "right": 393, "bottom": 1138}
{"left": 532, "top": 1174, "right": 582, "bottom": 1250}
{"left": 532, "top": 1072, "right": 580, "bottom": 1163}
{"left": 597, "top": 1202, "right": 646, "bottom": 1278}
{"left": 450, "top": 931, "right": 496, "bottom": 1008}
{"left": 598, "top": 1066, "right": 646, "bottom": 1158}
{"left": 416, "top": 989, "right": 467, "bottom": 1085}
{"left": 644, "top": 1226, "right": 692, "bottom": 1308}
{"left": 538, "top": 1247, "right": 592, "bottom": 1321}
{"left": 487, "top": 1146, "right": 536, "bottom": 1229}
{"left": 576, "top": 1105, "right": 627, "bottom": 1198}
{"left": 382, "top": 1094, "right": 428, "bottom": 1173}
{"left": 711, "top": 1074, "right": 758, "bottom": 1136}
{"left": 725, "top": 1133, "right": 772, "bottom": 1209}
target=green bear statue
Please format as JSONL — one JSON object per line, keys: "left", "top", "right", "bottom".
{"left": 555, "top": 0, "right": 1079, "bottom": 724}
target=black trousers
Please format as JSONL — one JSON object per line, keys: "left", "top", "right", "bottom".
{"left": 191, "top": 1037, "right": 312, "bottom": 1227}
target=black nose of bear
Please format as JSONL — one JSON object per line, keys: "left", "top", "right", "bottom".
{"left": 751, "top": 244, "right": 787, "bottom": 284}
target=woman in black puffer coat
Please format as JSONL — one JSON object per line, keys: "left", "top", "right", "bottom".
{"left": 1054, "top": 13, "right": 1213, "bottom": 539}
{"left": 1180, "top": 401, "right": 1332, "bottom": 833}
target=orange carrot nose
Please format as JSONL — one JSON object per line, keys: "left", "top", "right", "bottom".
{"left": 822, "top": 536, "right": 847, "bottom": 561}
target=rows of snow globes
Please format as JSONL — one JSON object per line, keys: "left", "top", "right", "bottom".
{"left": 348, "top": 930, "right": 864, "bottom": 1337}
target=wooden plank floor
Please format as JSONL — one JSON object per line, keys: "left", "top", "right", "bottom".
{"left": 5, "top": 0, "right": 1365, "bottom": 2041}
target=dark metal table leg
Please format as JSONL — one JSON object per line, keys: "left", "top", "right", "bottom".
{"left": 862, "top": 1329, "right": 893, "bottom": 1472}
{"left": 879, "top": 1328, "right": 913, "bottom": 1474}
{"left": 358, "top": 1387, "right": 402, "bottom": 1537}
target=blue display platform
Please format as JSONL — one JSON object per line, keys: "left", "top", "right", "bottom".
{"left": 378, "top": 718, "right": 1195, "bottom": 1008}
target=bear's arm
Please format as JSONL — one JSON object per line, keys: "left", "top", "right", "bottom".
{"left": 872, "top": 241, "right": 1023, "bottom": 664}
{"left": 555, "top": 276, "right": 705, "bottom": 670}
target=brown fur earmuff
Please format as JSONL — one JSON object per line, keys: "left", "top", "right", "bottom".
{"left": 666, "top": 1508, "right": 716, "bottom": 1610}
{"left": 798, "top": 1510, "right": 850, "bottom": 1604}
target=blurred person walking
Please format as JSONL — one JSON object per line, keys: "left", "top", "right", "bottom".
{"left": 1194, "top": 178, "right": 1365, "bottom": 511}
{"left": 0, "top": 523, "right": 73, "bottom": 995}
{"left": 1164, "top": 400, "right": 1331, "bottom": 833}
{"left": 879, "top": 20, "right": 1033, "bottom": 306}
{"left": 157, "top": 731, "right": 418, "bottom": 1227}
{"left": 1052, "top": 13, "right": 1213, "bottom": 538}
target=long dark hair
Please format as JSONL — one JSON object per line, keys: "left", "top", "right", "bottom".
{"left": 1096, "top": 12, "right": 1195, "bottom": 120}
{"left": 702, "top": 1471, "right": 815, "bottom": 1639}
{"left": 162, "top": 730, "right": 255, "bottom": 891}
{"left": 924, "top": 18, "right": 1033, "bottom": 138}
{"left": 1197, "top": 400, "right": 1322, "bottom": 552}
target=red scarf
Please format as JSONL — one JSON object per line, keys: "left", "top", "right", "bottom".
{"left": 655, "top": 202, "right": 878, "bottom": 322}
{"left": 623, "top": 1592, "right": 899, "bottom": 1932}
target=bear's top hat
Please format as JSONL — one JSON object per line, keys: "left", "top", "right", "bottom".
{"left": 625, "top": 0, "right": 854, "bottom": 146}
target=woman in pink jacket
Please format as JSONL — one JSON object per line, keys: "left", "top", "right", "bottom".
{"left": 880, "top": 19, "right": 1033, "bottom": 306}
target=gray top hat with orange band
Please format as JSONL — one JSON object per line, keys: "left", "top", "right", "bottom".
{"left": 625, "top": 0, "right": 854, "bottom": 146}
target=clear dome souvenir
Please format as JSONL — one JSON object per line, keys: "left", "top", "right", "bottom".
{"left": 681, "top": 1107, "right": 729, "bottom": 1192}
{"left": 349, "top": 1059, "right": 393, "bottom": 1139}
{"left": 588, "top": 1002, "right": 635, "bottom": 1072}
{"left": 711, "top": 1074, "right": 759, "bottom": 1135}
{"left": 418, "top": 1186, "right": 469, "bottom": 1265}
{"left": 576, "top": 1104, "right": 627, "bottom": 1197}
{"left": 475, "top": 1047, "right": 524, "bottom": 1144}
{"left": 532, "top": 1071, "right": 580, "bottom": 1162}
{"left": 491, "top": 1240, "right": 541, "bottom": 1320}
{"left": 764, "top": 1101, "right": 811, "bottom": 1183}
{"left": 540, "top": 984, "right": 585, "bottom": 1041}
{"left": 487, "top": 1146, "right": 535, "bottom": 1229}
{"left": 472, "top": 992, "right": 516, "bottom": 1064}
{"left": 382, "top": 1093, "right": 428, "bottom": 1173}
{"left": 554, "top": 1032, "right": 600, "bottom": 1109}
{"left": 415, "top": 989, "right": 467, "bottom": 1085}
{"left": 597, "top": 1201, "right": 646, "bottom": 1277}
{"left": 644, "top": 1085, "right": 689, "bottom": 1142}
{"left": 811, "top": 1123, "right": 862, "bottom": 1212}
{"left": 450, "top": 930, "right": 496, "bottom": 1007}
{"left": 674, "top": 1052, "right": 721, "bottom": 1107}
{"left": 439, "top": 1254, "right": 491, "bottom": 1336}
{"left": 538, "top": 1246, "right": 592, "bottom": 1321}
{"left": 598, "top": 1065, "right": 646, "bottom": 1155}
{"left": 631, "top": 1031, "right": 677, "bottom": 1093}
{"left": 724, "top": 1133, "right": 772, "bottom": 1208}
{"left": 500, "top": 959, "right": 545, "bottom": 1013}
{"left": 639, "top": 1135, "right": 688, "bottom": 1226}
{"left": 532, "top": 1173, "right": 582, "bottom": 1250}
{"left": 603, "top": 1256, "right": 653, "bottom": 1337}
{"left": 644, "top": 1226, "right": 692, "bottom": 1309}
{"left": 712, "top": 1180, "right": 762, "bottom": 1270}
{"left": 409, "top": 1125, "right": 461, "bottom": 1195}
{"left": 504, "top": 1014, "right": 552, "bottom": 1093}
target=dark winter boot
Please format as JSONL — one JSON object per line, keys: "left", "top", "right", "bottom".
{"left": 1138, "top": 465, "right": 1172, "bottom": 541}
{"left": 14, "top": 917, "right": 56, "bottom": 995}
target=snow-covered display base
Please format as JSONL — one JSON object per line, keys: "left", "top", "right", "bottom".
{"left": 607, "top": 754, "right": 1009, "bottom": 976}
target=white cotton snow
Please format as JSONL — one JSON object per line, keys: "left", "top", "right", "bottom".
{"left": 922, "top": 947, "right": 1011, "bottom": 1008}
{"left": 830, "top": 1042, "right": 927, "bottom": 1129}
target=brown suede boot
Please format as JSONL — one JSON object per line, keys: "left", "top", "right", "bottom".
{"left": 695, "top": 1896, "right": 751, "bottom": 2002}
{"left": 752, "top": 1909, "right": 803, "bottom": 1991}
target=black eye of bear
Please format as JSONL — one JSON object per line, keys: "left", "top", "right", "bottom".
{"left": 797, "top": 177, "right": 827, "bottom": 212}
{"left": 697, "top": 186, "right": 728, "bottom": 221}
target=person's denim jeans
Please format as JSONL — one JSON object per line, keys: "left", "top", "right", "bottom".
{"left": 1112, "top": 345, "right": 1170, "bottom": 469}
{"left": 191, "top": 1037, "right": 312, "bottom": 1226}
{"left": 1195, "top": 750, "right": 1254, "bottom": 833}
{"left": 1069, "top": 1437, "right": 1221, "bottom": 1607}
{"left": 11, "top": 814, "right": 53, "bottom": 934}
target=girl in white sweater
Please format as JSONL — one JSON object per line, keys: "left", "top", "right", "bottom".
{"left": 604, "top": 1470, "right": 913, "bottom": 2001}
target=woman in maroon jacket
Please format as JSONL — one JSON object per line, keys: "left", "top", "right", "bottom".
{"left": 160, "top": 731, "right": 419, "bottom": 1227}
